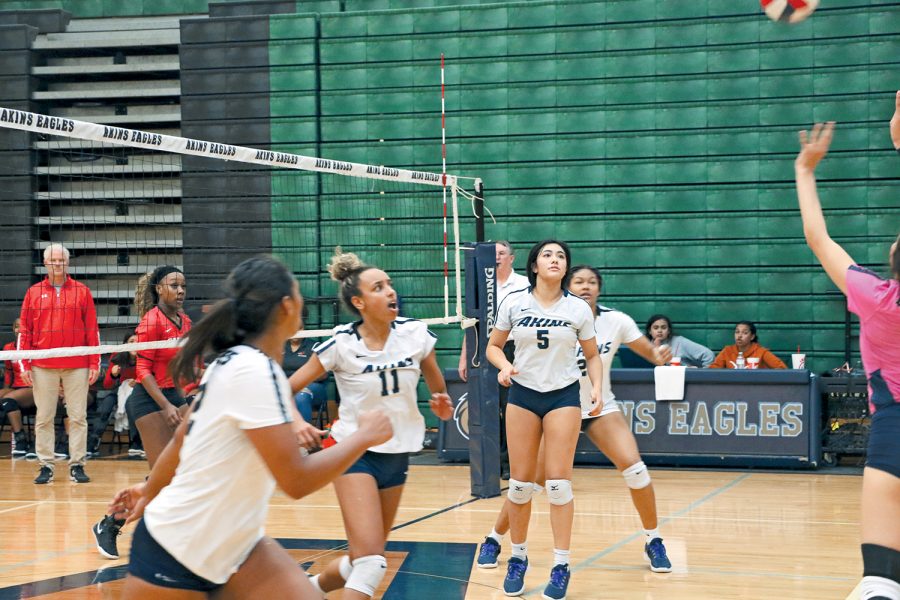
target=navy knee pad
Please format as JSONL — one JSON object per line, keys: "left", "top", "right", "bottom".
{"left": 863, "top": 543, "right": 900, "bottom": 583}
{"left": 1, "top": 398, "right": 20, "bottom": 417}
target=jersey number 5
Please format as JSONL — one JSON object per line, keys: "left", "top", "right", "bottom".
{"left": 536, "top": 329, "right": 549, "bottom": 349}
{"left": 379, "top": 369, "right": 400, "bottom": 396}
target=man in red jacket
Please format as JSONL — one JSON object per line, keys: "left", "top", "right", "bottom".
{"left": 19, "top": 244, "right": 99, "bottom": 484}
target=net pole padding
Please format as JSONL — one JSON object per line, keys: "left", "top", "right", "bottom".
{"left": 459, "top": 178, "right": 483, "bottom": 330}
{"left": 0, "top": 315, "right": 467, "bottom": 361}
{"left": 0, "top": 106, "right": 456, "bottom": 188}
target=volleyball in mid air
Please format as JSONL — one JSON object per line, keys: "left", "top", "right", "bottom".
{"left": 761, "top": 0, "right": 819, "bottom": 23}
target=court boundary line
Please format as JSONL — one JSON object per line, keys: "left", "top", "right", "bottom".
{"left": 523, "top": 473, "right": 751, "bottom": 596}
{"left": 391, "top": 488, "right": 508, "bottom": 532}
{"left": 0, "top": 502, "right": 42, "bottom": 515}
{"left": 587, "top": 562, "right": 856, "bottom": 582}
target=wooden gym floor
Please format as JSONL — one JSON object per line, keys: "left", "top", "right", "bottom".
{"left": 0, "top": 452, "right": 864, "bottom": 599}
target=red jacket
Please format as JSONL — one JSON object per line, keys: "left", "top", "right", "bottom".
{"left": 135, "top": 306, "right": 191, "bottom": 389}
{"left": 18, "top": 276, "right": 100, "bottom": 371}
{"left": 3, "top": 341, "right": 27, "bottom": 388}
{"left": 102, "top": 353, "right": 137, "bottom": 389}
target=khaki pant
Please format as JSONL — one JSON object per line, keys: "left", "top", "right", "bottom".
{"left": 32, "top": 366, "right": 89, "bottom": 468}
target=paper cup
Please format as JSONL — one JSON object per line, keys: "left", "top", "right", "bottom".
{"left": 791, "top": 353, "right": 806, "bottom": 369}
{"left": 670, "top": 357, "right": 682, "bottom": 366}
{"left": 746, "top": 357, "right": 760, "bottom": 369}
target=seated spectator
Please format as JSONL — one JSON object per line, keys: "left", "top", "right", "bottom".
{"left": 645, "top": 314, "right": 715, "bottom": 368}
{"left": 87, "top": 333, "right": 138, "bottom": 457}
{"left": 282, "top": 326, "right": 328, "bottom": 423}
{"left": 1, "top": 318, "right": 35, "bottom": 456}
{"left": 709, "top": 321, "right": 787, "bottom": 369}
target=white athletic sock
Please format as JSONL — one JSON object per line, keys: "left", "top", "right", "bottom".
{"left": 488, "top": 528, "right": 503, "bottom": 545}
{"left": 860, "top": 576, "right": 900, "bottom": 600}
{"left": 307, "top": 574, "right": 326, "bottom": 598}
{"left": 511, "top": 541, "right": 528, "bottom": 560}
{"left": 644, "top": 528, "right": 661, "bottom": 542}
{"left": 553, "top": 548, "right": 570, "bottom": 567}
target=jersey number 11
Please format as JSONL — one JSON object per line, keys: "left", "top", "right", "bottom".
{"left": 379, "top": 369, "right": 400, "bottom": 396}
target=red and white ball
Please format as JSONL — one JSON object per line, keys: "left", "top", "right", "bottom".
{"left": 761, "top": 0, "right": 819, "bottom": 23}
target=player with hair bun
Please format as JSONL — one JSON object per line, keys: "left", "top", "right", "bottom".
{"left": 289, "top": 248, "right": 453, "bottom": 600}
{"left": 108, "top": 256, "right": 393, "bottom": 599}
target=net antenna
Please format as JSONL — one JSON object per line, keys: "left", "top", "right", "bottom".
{"left": 0, "top": 106, "right": 479, "bottom": 360}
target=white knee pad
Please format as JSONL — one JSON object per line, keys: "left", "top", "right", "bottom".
{"left": 339, "top": 554, "right": 353, "bottom": 580}
{"left": 545, "top": 479, "right": 574, "bottom": 505}
{"left": 507, "top": 479, "right": 535, "bottom": 505}
{"left": 623, "top": 461, "right": 651, "bottom": 489}
{"left": 345, "top": 554, "right": 387, "bottom": 597}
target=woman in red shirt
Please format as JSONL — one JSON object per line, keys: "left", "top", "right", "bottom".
{"left": 1, "top": 318, "right": 35, "bottom": 456}
{"left": 92, "top": 266, "right": 190, "bottom": 560}
{"left": 128, "top": 265, "right": 191, "bottom": 466}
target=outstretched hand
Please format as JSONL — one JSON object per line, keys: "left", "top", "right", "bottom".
{"left": 891, "top": 90, "right": 900, "bottom": 150}
{"left": 429, "top": 392, "right": 453, "bottom": 421}
{"left": 108, "top": 482, "right": 148, "bottom": 525}
{"left": 795, "top": 122, "right": 835, "bottom": 172}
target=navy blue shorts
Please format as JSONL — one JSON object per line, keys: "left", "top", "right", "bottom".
{"left": 867, "top": 402, "right": 900, "bottom": 479}
{"left": 127, "top": 386, "right": 187, "bottom": 423}
{"left": 128, "top": 518, "right": 222, "bottom": 592}
{"left": 344, "top": 451, "right": 409, "bottom": 489}
{"left": 507, "top": 380, "right": 580, "bottom": 419}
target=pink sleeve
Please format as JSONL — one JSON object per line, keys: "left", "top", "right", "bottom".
{"left": 846, "top": 265, "right": 892, "bottom": 321}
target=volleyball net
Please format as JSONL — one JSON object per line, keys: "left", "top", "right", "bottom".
{"left": 0, "top": 106, "right": 479, "bottom": 362}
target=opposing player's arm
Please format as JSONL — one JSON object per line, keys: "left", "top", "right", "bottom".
{"left": 794, "top": 121, "right": 855, "bottom": 295}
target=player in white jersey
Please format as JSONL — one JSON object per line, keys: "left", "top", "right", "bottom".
{"left": 487, "top": 240, "right": 602, "bottom": 600}
{"left": 475, "top": 265, "right": 674, "bottom": 576}
{"left": 105, "top": 257, "right": 392, "bottom": 599}
{"left": 289, "top": 249, "right": 453, "bottom": 600}
{"left": 458, "top": 241, "right": 530, "bottom": 479}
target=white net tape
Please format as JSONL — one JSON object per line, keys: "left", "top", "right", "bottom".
{"left": 0, "top": 107, "right": 478, "bottom": 363}
{"left": 0, "top": 107, "right": 457, "bottom": 187}
{"left": 0, "top": 315, "right": 468, "bottom": 361}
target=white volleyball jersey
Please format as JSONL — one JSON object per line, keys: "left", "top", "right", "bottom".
{"left": 315, "top": 317, "right": 437, "bottom": 453}
{"left": 143, "top": 345, "right": 294, "bottom": 584}
{"left": 577, "top": 307, "right": 643, "bottom": 417}
{"left": 495, "top": 288, "right": 595, "bottom": 393}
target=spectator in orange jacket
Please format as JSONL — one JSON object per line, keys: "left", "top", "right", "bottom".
{"left": 19, "top": 243, "right": 99, "bottom": 484}
{"left": 709, "top": 321, "right": 787, "bottom": 369}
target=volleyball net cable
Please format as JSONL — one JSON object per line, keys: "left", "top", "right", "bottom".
{"left": 0, "top": 106, "right": 482, "bottom": 361}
